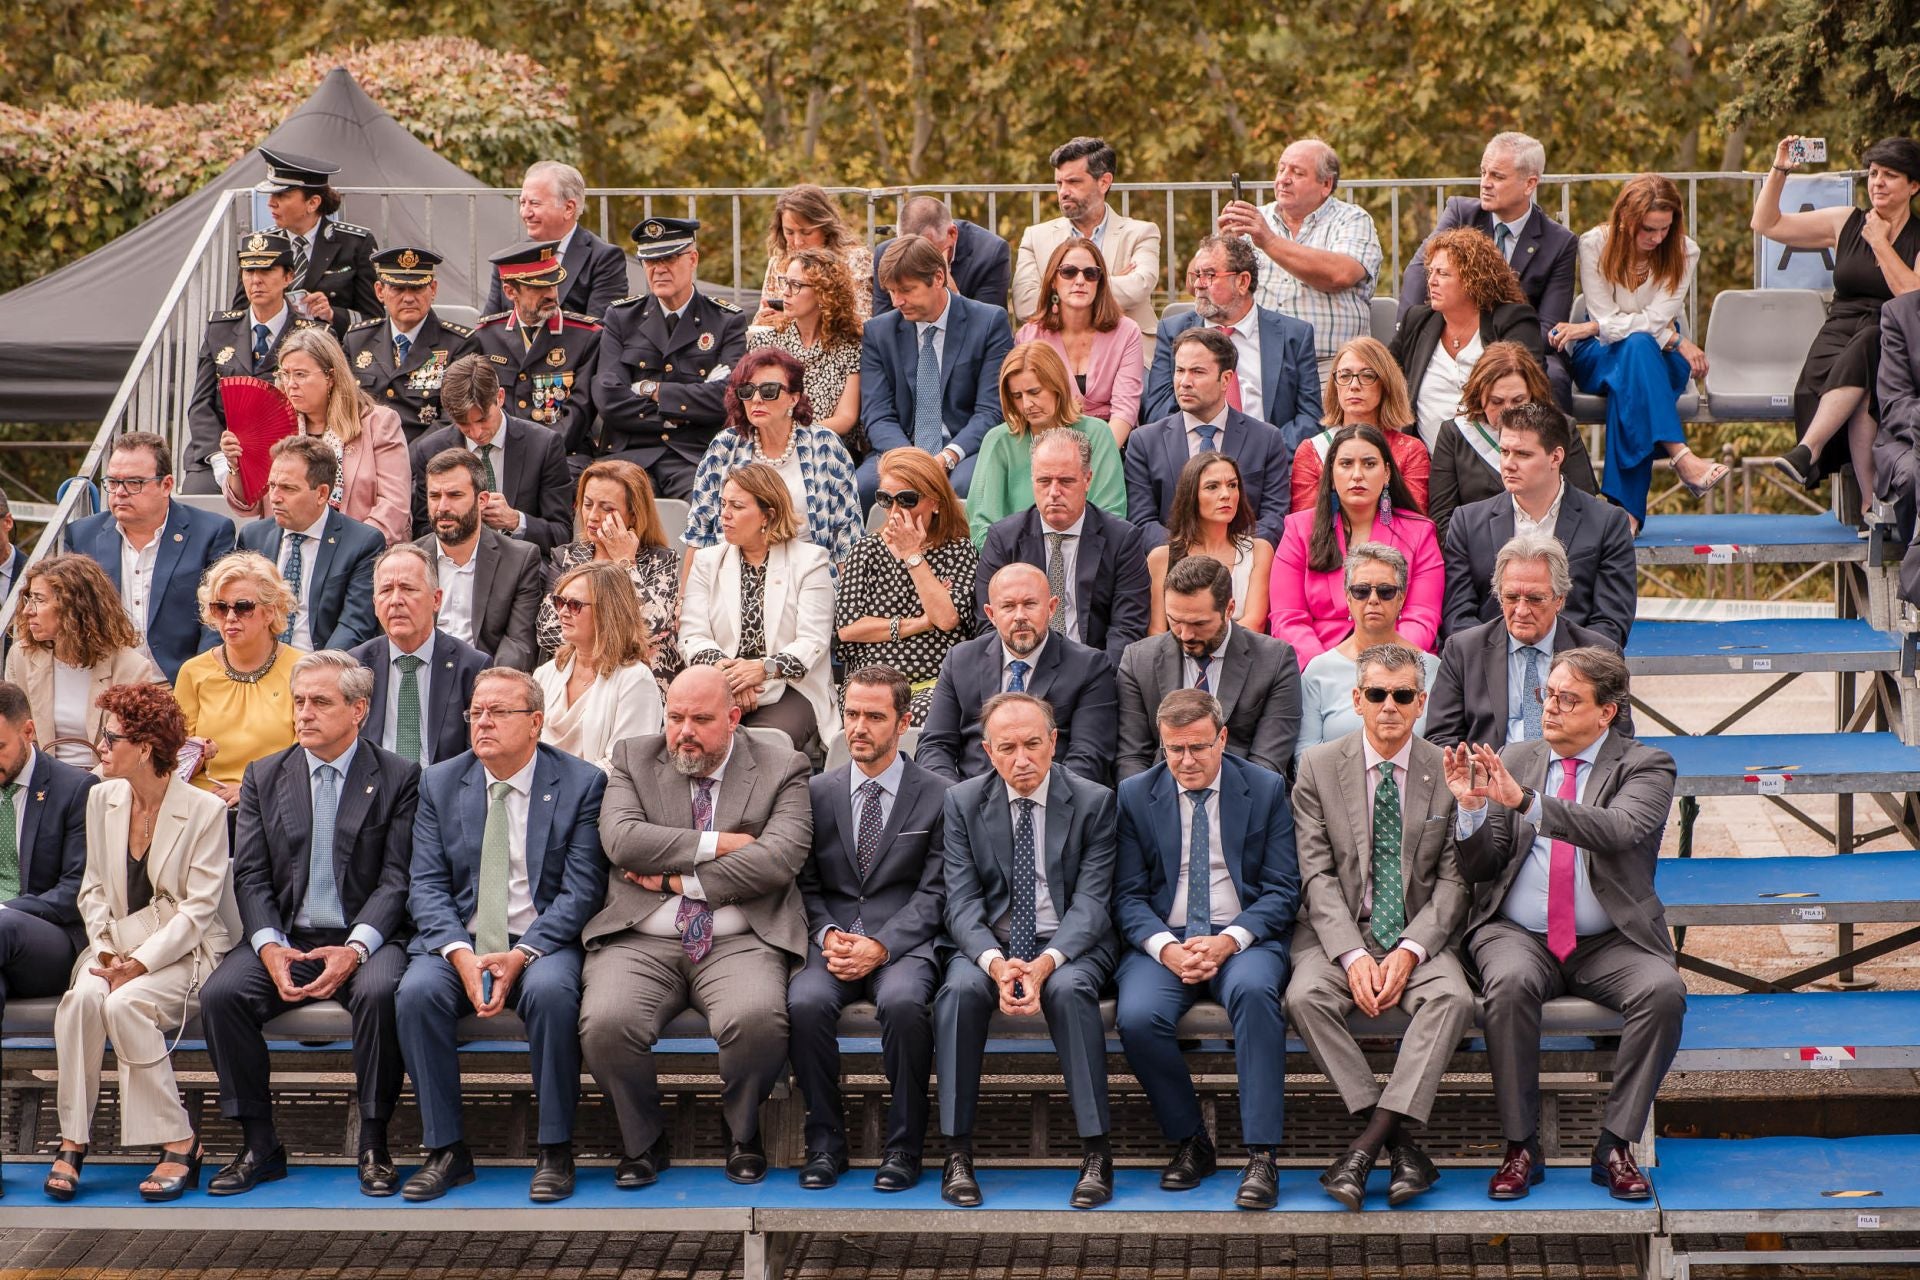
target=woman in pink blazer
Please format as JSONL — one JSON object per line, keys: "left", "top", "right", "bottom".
{"left": 1015, "top": 238, "right": 1145, "bottom": 445}
{"left": 219, "top": 326, "right": 411, "bottom": 545}
{"left": 1270, "top": 423, "right": 1442, "bottom": 667}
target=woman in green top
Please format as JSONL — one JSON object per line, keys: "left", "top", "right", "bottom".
{"left": 966, "top": 341, "right": 1126, "bottom": 545}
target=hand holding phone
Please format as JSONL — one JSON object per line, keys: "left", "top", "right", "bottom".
{"left": 481, "top": 969, "right": 494, "bottom": 1006}
{"left": 1231, "top": 172, "right": 1244, "bottom": 206}
{"left": 1787, "top": 137, "right": 1827, "bottom": 166}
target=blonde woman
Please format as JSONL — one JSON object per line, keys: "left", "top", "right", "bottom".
{"left": 7, "top": 554, "right": 163, "bottom": 766}
{"left": 532, "top": 561, "right": 665, "bottom": 772}
{"left": 1289, "top": 337, "right": 1432, "bottom": 513}
{"left": 965, "top": 342, "right": 1126, "bottom": 544}
{"left": 173, "top": 552, "right": 303, "bottom": 806}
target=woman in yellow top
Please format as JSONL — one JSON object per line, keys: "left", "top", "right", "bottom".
{"left": 965, "top": 342, "right": 1126, "bottom": 546}
{"left": 172, "top": 551, "right": 302, "bottom": 807}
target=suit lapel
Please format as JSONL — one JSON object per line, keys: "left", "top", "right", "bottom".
{"left": 278, "top": 754, "right": 317, "bottom": 912}
{"left": 1024, "top": 631, "right": 1064, "bottom": 705}
{"left": 1219, "top": 762, "right": 1252, "bottom": 900}
{"left": 1152, "top": 768, "right": 1182, "bottom": 896}
{"left": 980, "top": 781, "right": 1015, "bottom": 880}
{"left": 656, "top": 743, "right": 697, "bottom": 831}
{"left": 103, "top": 785, "right": 134, "bottom": 917}
{"left": 1073, "top": 517, "right": 1104, "bottom": 624}
{"left": 330, "top": 745, "right": 379, "bottom": 891}
{"left": 145, "top": 780, "right": 196, "bottom": 902}
{"left": 469, "top": 533, "right": 500, "bottom": 631}
{"left": 309, "top": 511, "right": 344, "bottom": 625}
{"left": 1517, "top": 207, "right": 1549, "bottom": 283}
{"left": 17, "top": 754, "right": 51, "bottom": 888}
{"left": 1339, "top": 735, "right": 1371, "bottom": 898}
{"left": 716, "top": 736, "right": 758, "bottom": 836}
{"left": 761, "top": 542, "right": 794, "bottom": 642}
{"left": 1257, "top": 309, "right": 1285, "bottom": 417}
{"left": 523, "top": 749, "right": 561, "bottom": 898}
{"left": 561, "top": 234, "right": 593, "bottom": 311}
{"left": 364, "top": 638, "right": 392, "bottom": 729}
{"left": 667, "top": 299, "right": 703, "bottom": 352}
{"left": 938, "top": 301, "right": 965, "bottom": 396}
{"left": 1553, "top": 487, "right": 1588, "bottom": 552}
{"left": 828, "top": 766, "right": 859, "bottom": 881}
{"left": 146, "top": 503, "right": 193, "bottom": 629}
{"left": 427, "top": 633, "right": 463, "bottom": 752}
{"left": 1484, "top": 625, "right": 1511, "bottom": 730}
{"left": 1214, "top": 626, "right": 1251, "bottom": 718}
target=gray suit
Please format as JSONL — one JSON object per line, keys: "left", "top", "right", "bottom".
{"left": 578, "top": 728, "right": 814, "bottom": 1152}
{"left": 1458, "top": 732, "right": 1683, "bottom": 1145}
{"left": 1874, "top": 291, "right": 1920, "bottom": 579}
{"left": 1115, "top": 626, "right": 1301, "bottom": 780}
{"left": 935, "top": 765, "right": 1118, "bottom": 1139}
{"left": 413, "top": 528, "right": 546, "bottom": 672}
{"left": 1285, "top": 731, "right": 1472, "bottom": 1125}
{"left": 1424, "top": 616, "right": 1631, "bottom": 750}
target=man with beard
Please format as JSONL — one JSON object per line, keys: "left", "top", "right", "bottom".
{"left": 412, "top": 450, "right": 544, "bottom": 671}
{"left": 916, "top": 563, "right": 1118, "bottom": 786}
{"left": 578, "top": 665, "right": 813, "bottom": 1188}
{"left": 473, "top": 240, "right": 603, "bottom": 467}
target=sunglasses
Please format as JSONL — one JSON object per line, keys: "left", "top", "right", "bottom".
{"left": 98, "top": 730, "right": 130, "bottom": 748}
{"left": 1055, "top": 265, "right": 1103, "bottom": 282}
{"left": 1347, "top": 583, "right": 1403, "bottom": 602}
{"left": 874, "top": 488, "right": 923, "bottom": 509}
{"left": 1360, "top": 686, "right": 1420, "bottom": 705}
{"left": 549, "top": 595, "right": 592, "bottom": 617}
{"left": 735, "top": 381, "right": 793, "bottom": 402}
{"left": 208, "top": 600, "right": 260, "bottom": 618}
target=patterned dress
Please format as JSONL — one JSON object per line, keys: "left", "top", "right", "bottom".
{"left": 832, "top": 534, "right": 979, "bottom": 720}
{"left": 537, "top": 541, "right": 683, "bottom": 688}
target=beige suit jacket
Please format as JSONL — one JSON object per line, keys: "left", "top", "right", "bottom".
{"left": 76, "top": 775, "right": 239, "bottom": 972}
{"left": 1012, "top": 210, "right": 1161, "bottom": 365}
{"left": 6, "top": 643, "right": 164, "bottom": 764}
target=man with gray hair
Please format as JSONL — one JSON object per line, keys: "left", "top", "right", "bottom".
{"left": 1218, "top": 138, "right": 1384, "bottom": 380}
{"left": 350, "top": 543, "right": 490, "bottom": 765}
{"left": 484, "top": 159, "right": 631, "bottom": 318}
{"left": 200, "top": 649, "right": 421, "bottom": 1197}
{"left": 871, "top": 195, "right": 1011, "bottom": 317}
{"left": 1398, "top": 132, "right": 1578, "bottom": 405}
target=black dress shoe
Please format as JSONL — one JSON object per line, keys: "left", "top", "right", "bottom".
{"left": 208, "top": 1145, "right": 288, "bottom": 1197}
{"left": 1387, "top": 1140, "right": 1440, "bottom": 1206}
{"left": 614, "top": 1134, "right": 671, "bottom": 1190}
{"left": 401, "top": 1145, "right": 475, "bottom": 1202}
{"left": 358, "top": 1149, "right": 399, "bottom": 1197}
{"left": 1319, "top": 1149, "right": 1373, "bottom": 1211}
{"left": 1159, "top": 1131, "right": 1217, "bottom": 1191}
{"left": 529, "top": 1145, "right": 575, "bottom": 1202}
{"left": 940, "top": 1151, "right": 981, "bottom": 1207}
{"left": 1069, "top": 1151, "right": 1113, "bottom": 1209}
{"left": 798, "top": 1150, "right": 847, "bottom": 1190}
{"left": 1235, "top": 1150, "right": 1279, "bottom": 1210}
{"left": 873, "top": 1150, "right": 921, "bottom": 1192}
{"left": 725, "top": 1138, "right": 767, "bottom": 1185}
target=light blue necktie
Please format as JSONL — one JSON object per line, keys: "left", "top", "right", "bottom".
{"left": 304, "top": 764, "right": 346, "bottom": 928}
{"left": 913, "top": 324, "right": 943, "bottom": 454}
{"left": 1520, "top": 646, "right": 1544, "bottom": 741}
{"left": 281, "top": 532, "right": 306, "bottom": 643}
{"left": 394, "top": 333, "right": 412, "bottom": 364}
{"left": 1185, "top": 789, "right": 1213, "bottom": 938}
{"left": 1006, "top": 659, "right": 1029, "bottom": 693}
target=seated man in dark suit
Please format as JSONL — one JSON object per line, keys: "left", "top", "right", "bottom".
{"left": 917, "top": 563, "right": 1118, "bottom": 786}
{"left": 408, "top": 355, "right": 574, "bottom": 553}
{"left": 350, "top": 545, "right": 488, "bottom": 765}
{"left": 1442, "top": 401, "right": 1635, "bottom": 647}
{"left": 1874, "top": 288, "right": 1920, "bottom": 569}
{"left": 1114, "top": 690, "right": 1299, "bottom": 1209}
{"left": 789, "top": 666, "right": 950, "bottom": 1192}
{"left": 395, "top": 668, "right": 608, "bottom": 1203}
{"left": 64, "top": 431, "right": 237, "bottom": 682}
{"left": 860, "top": 236, "right": 1015, "bottom": 499}
{"left": 1143, "top": 236, "right": 1322, "bottom": 452}
{"left": 237, "top": 434, "right": 384, "bottom": 652}
{"left": 1125, "top": 328, "right": 1290, "bottom": 548}
{"left": 415, "top": 450, "right": 546, "bottom": 671}
{"left": 1427, "top": 534, "right": 1627, "bottom": 750}
{"left": 871, "top": 196, "right": 1011, "bottom": 318}
{"left": 200, "top": 651, "right": 420, "bottom": 1197}
{"left": 935, "top": 692, "right": 1119, "bottom": 1209}
{"left": 1115, "top": 556, "right": 1298, "bottom": 780}
{"left": 1447, "top": 647, "right": 1681, "bottom": 1202}
{"left": 975, "top": 428, "right": 1149, "bottom": 662}
{"left": 1397, "top": 133, "right": 1577, "bottom": 406}
{"left": 482, "top": 161, "right": 631, "bottom": 320}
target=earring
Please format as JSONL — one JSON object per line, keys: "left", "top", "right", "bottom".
{"left": 1050, "top": 292, "right": 1060, "bottom": 308}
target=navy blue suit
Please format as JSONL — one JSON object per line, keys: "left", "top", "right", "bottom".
{"left": 396, "top": 744, "right": 609, "bottom": 1149}
{"left": 858, "top": 292, "right": 1015, "bottom": 498}
{"left": 975, "top": 505, "right": 1150, "bottom": 663}
{"left": 915, "top": 630, "right": 1119, "bottom": 786}
{"left": 238, "top": 508, "right": 384, "bottom": 651}
{"left": 0, "top": 752, "right": 97, "bottom": 1028}
{"left": 350, "top": 630, "right": 488, "bottom": 765}
{"left": 1123, "top": 410, "right": 1292, "bottom": 549}
{"left": 871, "top": 220, "right": 1012, "bottom": 317}
{"left": 1112, "top": 755, "right": 1299, "bottom": 1147}
{"left": 1142, "top": 307, "right": 1324, "bottom": 454}
{"left": 64, "top": 498, "right": 236, "bottom": 682}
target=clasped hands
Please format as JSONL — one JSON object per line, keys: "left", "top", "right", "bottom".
{"left": 259, "top": 940, "right": 361, "bottom": 1002}
{"left": 88, "top": 951, "right": 149, "bottom": 993}
{"left": 1345, "top": 947, "right": 1417, "bottom": 1018}
{"left": 1157, "top": 933, "right": 1239, "bottom": 985}
{"left": 987, "top": 952, "right": 1056, "bottom": 1017}
{"left": 821, "top": 928, "right": 889, "bottom": 980}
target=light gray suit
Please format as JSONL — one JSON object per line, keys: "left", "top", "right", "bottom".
{"left": 1115, "top": 625, "right": 1301, "bottom": 780}
{"left": 1285, "top": 731, "right": 1472, "bottom": 1125}
{"left": 578, "top": 727, "right": 814, "bottom": 1153}
{"left": 1458, "top": 731, "right": 1683, "bottom": 1144}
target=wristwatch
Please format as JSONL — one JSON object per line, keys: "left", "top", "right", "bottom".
{"left": 1516, "top": 786, "right": 1538, "bottom": 813}
{"left": 635, "top": 379, "right": 660, "bottom": 400}
{"left": 903, "top": 552, "right": 925, "bottom": 569}
{"left": 346, "top": 940, "right": 370, "bottom": 966}
{"left": 513, "top": 943, "right": 542, "bottom": 965}
{"left": 763, "top": 657, "right": 781, "bottom": 679}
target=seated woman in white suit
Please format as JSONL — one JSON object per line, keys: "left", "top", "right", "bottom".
{"left": 532, "top": 560, "right": 665, "bottom": 772}
{"left": 678, "top": 462, "right": 837, "bottom": 760}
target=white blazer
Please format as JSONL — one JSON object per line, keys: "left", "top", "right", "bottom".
{"left": 1012, "top": 209, "right": 1163, "bottom": 365}
{"left": 679, "top": 538, "right": 840, "bottom": 750}
{"left": 533, "top": 657, "right": 665, "bottom": 774}
{"left": 76, "top": 775, "right": 239, "bottom": 973}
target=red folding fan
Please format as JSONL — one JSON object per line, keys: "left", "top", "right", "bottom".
{"left": 218, "top": 375, "right": 298, "bottom": 507}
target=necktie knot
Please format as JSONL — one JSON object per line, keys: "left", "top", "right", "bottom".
{"left": 1195, "top": 423, "right": 1219, "bottom": 450}
{"left": 489, "top": 780, "right": 512, "bottom": 804}
{"left": 1378, "top": 760, "right": 1395, "bottom": 784}
{"left": 1185, "top": 788, "right": 1210, "bottom": 808}
{"left": 1495, "top": 223, "right": 1515, "bottom": 256}
{"left": 397, "top": 654, "right": 424, "bottom": 673}
{"left": 395, "top": 333, "right": 412, "bottom": 362}
{"left": 287, "top": 532, "right": 305, "bottom": 548}
{"left": 859, "top": 778, "right": 882, "bottom": 803}
{"left": 1014, "top": 796, "right": 1035, "bottom": 818}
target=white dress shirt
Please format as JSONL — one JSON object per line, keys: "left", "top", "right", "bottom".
{"left": 1142, "top": 775, "right": 1254, "bottom": 959}
{"left": 381, "top": 634, "right": 437, "bottom": 762}
{"left": 435, "top": 541, "right": 478, "bottom": 644}
{"left": 1457, "top": 730, "right": 1616, "bottom": 938}
{"left": 1512, "top": 480, "right": 1566, "bottom": 540}
{"left": 1339, "top": 735, "right": 1427, "bottom": 969}
{"left": 978, "top": 773, "right": 1068, "bottom": 973}
{"left": 118, "top": 525, "right": 161, "bottom": 657}
{"left": 1414, "top": 331, "right": 1482, "bottom": 450}
{"left": 278, "top": 511, "right": 330, "bottom": 651}
{"left": 444, "top": 751, "right": 539, "bottom": 953}
{"left": 639, "top": 743, "right": 750, "bottom": 939}
{"left": 1211, "top": 309, "right": 1265, "bottom": 419}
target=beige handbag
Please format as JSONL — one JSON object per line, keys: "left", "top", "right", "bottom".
{"left": 101, "top": 881, "right": 202, "bottom": 1068}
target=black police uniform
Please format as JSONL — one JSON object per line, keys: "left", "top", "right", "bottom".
{"left": 235, "top": 148, "right": 380, "bottom": 334}
{"left": 474, "top": 311, "right": 603, "bottom": 459}
{"left": 344, "top": 311, "right": 480, "bottom": 444}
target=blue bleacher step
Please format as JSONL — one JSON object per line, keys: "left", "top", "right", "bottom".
{"left": 1656, "top": 850, "right": 1920, "bottom": 923}
{"left": 1636, "top": 514, "right": 1866, "bottom": 564}
{"left": 1626, "top": 618, "right": 1900, "bottom": 676}
{"left": 1655, "top": 1135, "right": 1920, "bottom": 1229}
{"left": 1647, "top": 732, "right": 1920, "bottom": 797}
{"left": 1674, "top": 992, "right": 1920, "bottom": 1070}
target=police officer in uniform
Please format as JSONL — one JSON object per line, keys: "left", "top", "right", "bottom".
{"left": 185, "top": 229, "right": 327, "bottom": 493}
{"left": 242, "top": 147, "right": 379, "bottom": 336}
{"left": 590, "top": 217, "right": 748, "bottom": 499}
{"left": 344, "top": 248, "right": 479, "bottom": 444}
{"left": 473, "top": 241, "right": 602, "bottom": 467}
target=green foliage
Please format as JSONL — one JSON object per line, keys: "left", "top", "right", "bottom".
{"left": 1723, "top": 0, "right": 1920, "bottom": 150}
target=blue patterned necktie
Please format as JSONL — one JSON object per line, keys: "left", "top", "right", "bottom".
{"left": 1185, "top": 789, "right": 1213, "bottom": 938}
{"left": 1520, "top": 646, "right": 1544, "bottom": 741}
{"left": 304, "top": 764, "right": 346, "bottom": 928}
{"left": 676, "top": 777, "right": 716, "bottom": 961}
{"left": 913, "top": 324, "right": 943, "bottom": 454}
{"left": 1370, "top": 761, "right": 1406, "bottom": 950}
{"left": 252, "top": 323, "right": 272, "bottom": 369}
{"left": 1006, "top": 659, "right": 1029, "bottom": 693}
{"left": 852, "top": 778, "right": 883, "bottom": 935}
{"left": 281, "top": 532, "right": 306, "bottom": 643}
{"left": 1194, "top": 422, "right": 1218, "bottom": 452}
{"left": 1008, "top": 797, "right": 1039, "bottom": 961}
{"left": 394, "top": 333, "right": 412, "bottom": 365}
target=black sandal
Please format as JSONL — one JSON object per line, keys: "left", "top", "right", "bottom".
{"left": 139, "top": 1141, "right": 203, "bottom": 1202}
{"left": 43, "top": 1145, "right": 87, "bottom": 1201}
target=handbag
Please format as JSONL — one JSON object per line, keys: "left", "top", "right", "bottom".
{"left": 100, "top": 877, "right": 204, "bottom": 1068}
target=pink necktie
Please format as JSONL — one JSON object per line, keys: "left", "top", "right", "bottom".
{"left": 1212, "top": 325, "right": 1244, "bottom": 411}
{"left": 1546, "top": 757, "right": 1581, "bottom": 961}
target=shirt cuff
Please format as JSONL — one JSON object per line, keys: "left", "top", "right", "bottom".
{"left": 439, "top": 941, "right": 473, "bottom": 959}
{"left": 1222, "top": 925, "right": 1254, "bottom": 953}
{"left": 347, "top": 923, "right": 384, "bottom": 954}
{"left": 815, "top": 925, "right": 836, "bottom": 949}
{"left": 681, "top": 871, "right": 707, "bottom": 902}
{"left": 1456, "top": 802, "right": 1489, "bottom": 839}
{"left": 512, "top": 510, "right": 528, "bottom": 535}
{"left": 1523, "top": 791, "right": 1545, "bottom": 825}
{"left": 1144, "top": 930, "right": 1179, "bottom": 960}
{"left": 697, "top": 832, "right": 718, "bottom": 860}
{"left": 1336, "top": 947, "right": 1366, "bottom": 972}
{"left": 1397, "top": 939, "right": 1428, "bottom": 964}
{"left": 251, "top": 927, "right": 289, "bottom": 954}
{"left": 1041, "top": 946, "right": 1068, "bottom": 971}
{"left": 977, "top": 947, "right": 1004, "bottom": 975}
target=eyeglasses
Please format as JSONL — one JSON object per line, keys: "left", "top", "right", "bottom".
{"left": 275, "top": 368, "right": 321, "bottom": 385}
{"left": 208, "top": 600, "right": 259, "bottom": 618}
{"left": 20, "top": 592, "right": 53, "bottom": 610}
{"left": 874, "top": 488, "right": 923, "bottom": 509}
{"left": 1333, "top": 369, "right": 1381, "bottom": 387}
{"left": 103, "top": 475, "right": 161, "bottom": 493}
{"left": 463, "top": 706, "right": 538, "bottom": 724}
{"left": 1530, "top": 688, "right": 1588, "bottom": 711}
{"left": 1186, "top": 269, "right": 1221, "bottom": 287}
{"left": 736, "top": 381, "right": 793, "bottom": 402}
{"left": 773, "top": 276, "right": 814, "bottom": 295}
{"left": 1055, "top": 265, "right": 1102, "bottom": 283}
{"left": 1346, "top": 583, "right": 1403, "bottom": 602}
{"left": 1499, "top": 591, "right": 1557, "bottom": 607}
{"left": 1360, "top": 686, "right": 1420, "bottom": 705}
{"left": 549, "top": 595, "right": 593, "bottom": 617}
{"left": 1162, "top": 742, "right": 1219, "bottom": 758}
{"left": 98, "top": 730, "right": 129, "bottom": 748}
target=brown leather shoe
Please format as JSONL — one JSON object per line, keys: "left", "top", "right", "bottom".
{"left": 1590, "top": 1144, "right": 1652, "bottom": 1200}
{"left": 1487, "top": 1144, "right": 1544, "bottom": 1200}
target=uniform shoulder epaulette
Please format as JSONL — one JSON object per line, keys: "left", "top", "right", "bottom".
{"left": 709, "top": 296, "right": 742, "bottom": 313}
{"left": 210, "top": 308, "right": 246, "bottom": 322}
{"left": 327, "top": 220, "right": 371, "bottom": 238}
{"left": 439, "top": 321, "right": 474, "bottom": 338}
{"left": 475, "top": 310, "right": 513, "bottom": 327}
{"left": 608, "top": 294, "right": 647, "bottom": 309}
{"left": 346, "top": 316, "right": 383, "bottom": 332}
{"left": 563, "top": 310, "right": 603, "bottom": 327}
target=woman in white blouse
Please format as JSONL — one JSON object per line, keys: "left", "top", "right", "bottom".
{"left": 532, "top": 561, "right": 664, "bottom": 772}
{"left": 679, "top": 463, "right": 837, "bottom": 759}
{"left": 1549, "top": 173, "right": 1727, "bottom": 529}
{"left": 7, "top": 554, "right": 163, "bottom": 766}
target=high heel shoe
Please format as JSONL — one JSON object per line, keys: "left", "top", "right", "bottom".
{"left": 140, "top": 1142, "right": 202, "bottom": 1202}
{"left": 43, "top": 1146, "right": 87, "bottom": 1201}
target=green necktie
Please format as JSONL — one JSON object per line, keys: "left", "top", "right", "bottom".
{"left": 1369, "top": 760, "right": 1406, "bottom": 950}
{"left": 475, "top": 780, "right": 514, "bottom": 955}
{"left": 394, "top": 654, "right": 425, "bottom": 762}
{"left": 0, "top": 783, "right": 18, "bottom": 900}
{"left": 479, "top": 444, "right": 498, "bottom": 493}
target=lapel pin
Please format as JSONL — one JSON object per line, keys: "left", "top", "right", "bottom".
{"left": 366, "top": 785, "right": 375, "bottom": 794}
{"left": 542, "top": 793, "right": 553, "bottom": 802}
{"left": 35, "top": 791, "right": 45, "bottom": 802}
{"left": 173, "top": 532, "right": 184, "bottom": 542}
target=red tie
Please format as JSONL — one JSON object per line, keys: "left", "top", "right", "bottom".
{"left": 1212, "top": 325, "right": 1244, "bottom": 411}
{"left": 1546, "top": 757, "right": 1581, "bottom": 961}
